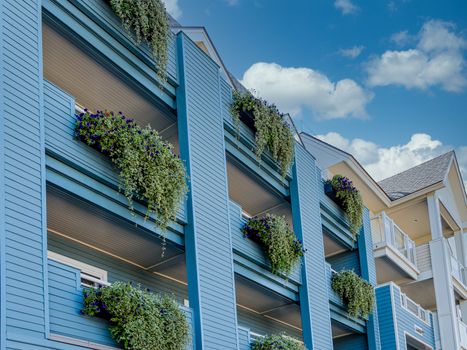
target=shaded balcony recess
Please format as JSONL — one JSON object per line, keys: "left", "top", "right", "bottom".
{"left": 235, "top": 275, "right": 302, "bottom": 331}
{"left": 42, "top": 22, "right": 179, "bottom": 151}
{"left": 459, "top": 317, "right": 467, "bottom": 350}
{"left": 47, "top": 187, "right": 188, "bottom": 284}
{"left": 372, "top": 212, "right": 420, "bottom": 283}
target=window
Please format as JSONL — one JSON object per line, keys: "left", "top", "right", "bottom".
{"left": 48, "top": 251, "right": 109, "bottom": 288}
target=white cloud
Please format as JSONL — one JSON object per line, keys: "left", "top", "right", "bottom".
{"left": 390, "top": 30, "right": 412, "bottom": 46}
{"left": 367, "top": 20, "right": 467, "bottom": 92}
{"left": 240, "top": 62, "right": 373, "bottom": 120}
{"left": 334, "top": 0, "right": 359, "bottom": 15}
{"left": 162, "top": 0, "right": 182, "bottom": 19}
{"left": 315, "top": 132, "right": 467, "bottom": 190}
{"left": 340, "top": 46, "right": 365, "bottom": 59}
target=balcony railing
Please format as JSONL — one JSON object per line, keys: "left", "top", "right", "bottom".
{"left": 371, "top": 212, "right": 416, "bottom": 266}
{"left": 450, "top": 251, "right": 466, "bottom": 287}
{"left": 459, "top": 318, "right": 467, "bottom": 349}
{"left": 400, "top": 291, "right": 431, "bottom": 325}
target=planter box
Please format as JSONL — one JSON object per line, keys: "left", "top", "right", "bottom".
{"left": 324, "top": 183, "right": 345, "bottom": 210}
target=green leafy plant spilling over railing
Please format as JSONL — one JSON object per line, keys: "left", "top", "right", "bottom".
{"left": 325, "top": 174, "right": 363, "bottom": 238}
{"left": 230, "top": 91, "right": 295, "bottom": 177}
{"left": 82, "top": 282, "right": 189, "bottom": 350}
{"left": 242, "top": 214, "right": 305, "bottom": 276}
{"left": 110, "top": 0, "right": 170, "bottom": 83}
{"left": 75, "top": 110, "right": 187, "bottom": 229}
{"left": 331, "top": 270, "right": 374, "bottom": 319}
{"left": 252, "top": 333, "right": 305, "bottom": 350}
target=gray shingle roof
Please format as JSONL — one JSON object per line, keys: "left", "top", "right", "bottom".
{"left": 378, "top": 151, "right": 454, "bottom": 200}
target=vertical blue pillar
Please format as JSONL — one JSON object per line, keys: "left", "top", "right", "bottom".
{"left": 0, "top": 0, "right": 48, "bottom": 348}
{"left": 176, "top": 32, "right": 239, "bottom": 350}
{"left": 358, "top": 208, "right": 381, "bottom": 350}
{"left": 290, "top": 144, "right": 333, "bottom": 349}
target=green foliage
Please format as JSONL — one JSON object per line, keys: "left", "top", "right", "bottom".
{"left": 243, "top": 214, "right": 305, "bottom": 276}
{"left": 82, "top": 282, "right": 189, "bottom": 350}
{"left": 230, "top": 91, "right": 295, "bottom": 177}
{"left": 110, "top": 0, "right": 170, "bottom": 83}
{"left": 331, "top": 270, "right": 374, "bottom": 319}
{"left": 251, "top": 333, "right": 305, "bottom": 350}
{"left": 326, "top": 174, "right": 363, "bottom": 237}
{"left": 75, "top": 110, "right": 187, "bottom": 229}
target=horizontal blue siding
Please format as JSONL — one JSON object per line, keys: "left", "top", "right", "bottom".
{"left": 327, "top": 250, "right": 361, "bottom": 275}
{"left": 334, "top": 334, "right": 368, "bottom": 350}
{"left": 237, "top": 326, "right": 251, "bottom": 350}
{"left": 376, "top": 284, "right": 435, "bottom": 350}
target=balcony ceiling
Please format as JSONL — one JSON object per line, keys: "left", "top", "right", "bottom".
{"left": 47, "top": 188, "right": 184, "bottom": 274}
{"left": 388, "top": 200, "right": 430, "bottom": 242}
{"left": 42, "top": 23, "right": 176, "bottom": 141}
{"left": 235, "top": 275, "right": 302, "bottom": 329}
{"left": 400, "top": 279, "right": 436, "bottom": 310}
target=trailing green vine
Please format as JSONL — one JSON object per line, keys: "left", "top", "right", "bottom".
{"left": 230, "top": 91, "right": 295, "bottom": 177}
{"left": 110, "top": 0, "right": 170, "bottom": 83}
{"left": 325, "top": 174, "right": 363, "bottom": 238}
{"left": 82, "top": 282, "right": 189, "bottom": 350}
{"left": 75, "top": 110, "right": 187, "bottom": 229}
{"left": 251, "top": 333, "right": 305, "bottom": 350}
{"left": 331, "top": 270, "right": 374, "bottom": 319}
{"left": 243, "top": 214, "right": 305, "bottom": 276}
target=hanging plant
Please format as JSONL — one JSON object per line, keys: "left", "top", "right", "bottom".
{"left": 331, "top": 270, "right": 374, "bottom": 319}
{"left": 75, "top": 110, "right": 188, "bottom": 229}
{"left": 242, "top": 214, "right": 305, "bottom": 276}
{"left": 230, "top": 91, "right": 295, "bottom": 177}
{"left": 110, "top": 0, "right": 170, "bottom": 83}
{"left": 251, "top": 333, "right": 305, "bottom": 350}
{"left": 82, "top": 282, "right": 189, "bottom": 350}
{"left": 324, "top": 174, "right": 363, "bottom": 238}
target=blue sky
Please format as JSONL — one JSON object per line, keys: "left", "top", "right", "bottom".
{"left": 164, "top": 0, "right": 467, "bottom": 184}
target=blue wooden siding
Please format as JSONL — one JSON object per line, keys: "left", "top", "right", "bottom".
{"left": 0, "top": 0, "right": 47, "bottom": 345}
{"left": 176, "top": 33, "right": 239, "bottom": 349}
{"left": 47, "top": 258, "right": 194, "bottom": 349}
{"left": 43, "top": 80, "right": 186, "bottom": 236}
{"left": 358, "top": 209, "right": 381, "bottom": 350}
{"left": 376, "top": 284, "right": 435, "bottom": 350}
{"left": 334, "top": 334, "right": 369, "bottom": 350}
{"left": 290, "top": 145, "right": 333, "bottom": 349}
{"left": 237, "top": 326, "right": 251, "bottom": 350}
{"left": 327, "top": 251, "right": 361, "bottom": 275}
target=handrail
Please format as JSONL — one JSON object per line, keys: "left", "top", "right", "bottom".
{"left": 450, "top": 251, "right": 466, "bottom": 286}
{"left": 400, "top": 291, "right": 431, "bottom": 325}
{"left": 371, "top": 212, "right": 416, "bottom": 266}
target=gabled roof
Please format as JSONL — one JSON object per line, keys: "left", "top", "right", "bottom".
{"left": 378, "top": 151, "right": 455, "bottom": 201}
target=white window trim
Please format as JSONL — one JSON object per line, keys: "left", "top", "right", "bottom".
{"left": 48, "top": 251, "right": 109, "bottom": 287}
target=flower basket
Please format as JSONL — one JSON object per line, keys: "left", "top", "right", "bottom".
{"left": 324, "top": 182, "right": 344, "bottom": 209}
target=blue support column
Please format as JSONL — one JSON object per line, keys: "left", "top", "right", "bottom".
{"left": 176, "top": 32, "right": 239, "bottom": 350}
{"left": 358, "top": 208, "right": 382, "bottom": 350}
{"left": 290, "top": 144, "right": 333, "bottom": 349}
{"left": 0, "top": 0, "right": 48, "bottom": 348}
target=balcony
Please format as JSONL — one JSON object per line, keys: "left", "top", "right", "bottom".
{"left": 376, "top": 283, "right": 435, "bottom": 350}
{"left": 47, "top": 258, "right": 194, "bottom": 349}
{"left": 459, "top": 318, "right": 467, "bottom": 349}
{"left": 450, "top": 250, "right": 467, "bottom": 299}
{"left": 371, "top": 212, "right": 419, "bottom": 283}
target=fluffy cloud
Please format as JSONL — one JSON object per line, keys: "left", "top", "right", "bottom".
{"left": 334, "top": 0, "right": 359, "bottom": 15}
{"left": 367, "top": 20, "right": 467, "bottom": 92}
{"left": 162, "top": 0, "right": 182, "bottom": 19}
{"left": 316, "top": 132, "right": 467, "bottom": 189}
{"left": 240, "top": 62, "right": 373, "bottom": 120}
{"left": 340, "top": 46, "right": 365, "bottom": 59}
{"left": 390, "top": 30, "right": 412, "bottom": 46}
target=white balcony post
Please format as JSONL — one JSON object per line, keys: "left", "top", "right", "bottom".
{"left": 428, "top": 194, "right": 460, "bottom": 349}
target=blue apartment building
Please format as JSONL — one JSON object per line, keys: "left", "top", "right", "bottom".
{"left": 0, "top": 1, "right": 441, "bottom": 349}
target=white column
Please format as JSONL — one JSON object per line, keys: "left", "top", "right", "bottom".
{"left": 428, "top": 194, "right": 460, "bottom": 349}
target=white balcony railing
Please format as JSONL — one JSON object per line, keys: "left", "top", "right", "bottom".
{"left": 450, "top": 251, "right": 466, "bottom": 287}
{"left": 459, "top": 318, "right": 467, "bottom": 349}
{"left": 400, "top": 292, "right": 431, "bottom": 325}
{"left": 371, "top": 212, "right": 416, "bottom": 266}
